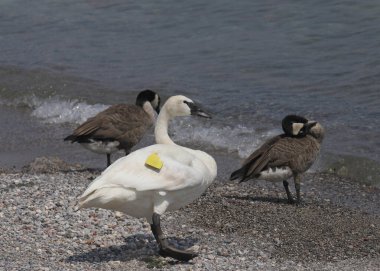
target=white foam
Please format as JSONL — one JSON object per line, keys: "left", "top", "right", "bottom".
{"left": 4, "top": 95, "right": 279, "bottom": 159}
{"left": 29, "top": 96, "right": 109, "bottom": 124}
{"left": 170, "top": 118, "right": 278, "bottom": 159}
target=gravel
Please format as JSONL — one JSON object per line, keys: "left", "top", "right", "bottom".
{"left": 0, "top": 157, "right": 379, "bottom": 270}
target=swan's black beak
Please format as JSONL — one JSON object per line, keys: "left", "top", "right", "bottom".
{"left": 193, "top": 107, "right": 211, "bottom": 118}
{"left": 185, "top": 101, "right": 212, "bottom": 118}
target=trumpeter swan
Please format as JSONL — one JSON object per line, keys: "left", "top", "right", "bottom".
{"left": 77, "top": 95, "right": 217, "bottom": 261}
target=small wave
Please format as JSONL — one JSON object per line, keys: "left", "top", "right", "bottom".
{"left": 30, "top": 96, "right": 109, "bottom": 124}
{"left": 3, "top": 94, "right": 278, "bottom": 159}
{"left": 0, "top": 94, "right": 109, "bottom": 124}
{"left": 31, "top": 97, "right": 274, "bottom": 159}
{"left": 171, "top": 118, "right": 278, "bottom": 158}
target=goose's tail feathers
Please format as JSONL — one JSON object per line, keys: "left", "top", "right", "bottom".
{"left": 230, "top": 165, "right": 249, "bottom": 182}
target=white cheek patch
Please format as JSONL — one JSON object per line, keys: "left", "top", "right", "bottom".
{"left": 143, "top": 102, "right": 157, "bottom": 121}
{"left": 292, "top": 123, "right": 304, "bottom": 135}
{"left": 152, "top": 94, "right": 159, "bottom": 109}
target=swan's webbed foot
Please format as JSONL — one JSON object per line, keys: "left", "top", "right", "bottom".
{"left": 151, "top": 213, "right": 197, "bottom": 262}
{"left": 158, "top": 239, "right": 197, "bottom": 261}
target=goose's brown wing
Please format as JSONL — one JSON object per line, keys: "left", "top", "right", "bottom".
{"left": 64, "top": 105, "right": 152, "bottom": 149}
{"left": 242, "top": 135, "right": 283, "bottom": 166}
{"left": 230, "top": 135, "right": 283, "bottom": 181}
{"left": 243, "top": 136, "right": 314, "bottom": 178}
{"left": 264, "top": 136, "right": 319, "bottom": 171}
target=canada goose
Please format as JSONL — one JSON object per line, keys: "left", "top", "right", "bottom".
{"left": 76, "top": 95, "right": 217, "bottom": 261}
{"left": 230, "top": 115, "right": 324, "bottom": 204}
{"left": 64, "top": 90, "right": 160, "bottom": 167}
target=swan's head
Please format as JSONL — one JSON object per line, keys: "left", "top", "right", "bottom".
{"left": 282, "top": 115, "right": 309, "bottom": 136}
{"left": 136, "top": 89, "right": 161, "bottom": 114}
{"left": 164, "top": 95, "right": 211, "bottom": 119}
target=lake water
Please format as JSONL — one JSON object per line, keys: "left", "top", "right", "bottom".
{"left": 1, "top": 0, "right": 379, "bottom": 183}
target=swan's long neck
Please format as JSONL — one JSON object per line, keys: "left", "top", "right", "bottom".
{"left": 155, "top": 107, "right": 176, "bottom": 145}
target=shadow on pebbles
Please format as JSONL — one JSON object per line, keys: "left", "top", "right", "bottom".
{"left": 0, "top": 157, "right": 379, "bottom": 270}
{"left": 190, "top": 181, "right": 380, "bottom": 263}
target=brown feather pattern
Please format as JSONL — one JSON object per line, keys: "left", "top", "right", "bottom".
{"left": 65, "top": 104, "right": 153, "bottom": 151}
{"left": 232, "top": 134, "right": 321, "bottom": 181}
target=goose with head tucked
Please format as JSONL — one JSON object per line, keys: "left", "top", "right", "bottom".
{"left": 76, "top": 95, "right": 217, "bottom": 261}
{"left": 64, "top": 89, "right": 160, "bottom": 167}
{"left": 230, "top": 115, "right": 324, "bottom": 204}
{"left": 281, "top": 114, "right": 309, "bottom": 136}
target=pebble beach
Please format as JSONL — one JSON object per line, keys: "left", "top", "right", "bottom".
{"left": 1, "top": 157, "right": 379, "bottom": 270}
{"left": 1, "top": 1, "right": 380, "bottom": 270}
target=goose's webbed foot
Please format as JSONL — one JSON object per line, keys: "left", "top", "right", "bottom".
{"left": 283, "top": 180, "right": 295, "bottom": 204}
{"left": 295, "top": 199, "right": 306, "bottom": 206}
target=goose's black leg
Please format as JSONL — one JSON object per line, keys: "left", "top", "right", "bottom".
{"left": 106, "top": 154, "right": 111, "bottom": 167}
{"left": 150, "top": 213, "right": 197, "bottom": 261}
{"left": 283, "top": 180, "right": 294, "bottom": 204}
{"left": 294, "top": 174, "right": 302, "bottom": 204}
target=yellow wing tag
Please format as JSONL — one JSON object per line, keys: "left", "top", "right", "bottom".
{"left": 145, "top": 153, "right": 163, "bottom": 171}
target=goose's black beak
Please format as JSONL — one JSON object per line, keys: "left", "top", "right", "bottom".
{"left": 303, "top": 121, "right": 317, "bottom": 133}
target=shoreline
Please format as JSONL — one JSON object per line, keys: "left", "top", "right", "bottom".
{"left": 1, "top": 158, "right": 379, "bottom": 270}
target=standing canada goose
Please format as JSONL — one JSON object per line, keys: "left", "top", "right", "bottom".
{"left": 76, "top": 95, "right": 217, "bottom": 261}
{"left": 230, "top": 115, "right": 324, "bottom": 204}
{"left": 64, "top": 90, "right": 160, "bottom": 167}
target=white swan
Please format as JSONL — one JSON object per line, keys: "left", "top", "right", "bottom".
{"left": 77, "top": 95, "right": 217, "bottom": 261}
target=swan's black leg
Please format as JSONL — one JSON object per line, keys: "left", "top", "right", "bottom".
{"left": 150, "top": 213, "right": 197, "bottom": 261}
{"left": 283, "top": 180, "right": 294, "bottom": 204}
{"left": 106, "top": 154, "right": 111, "bottom": 167}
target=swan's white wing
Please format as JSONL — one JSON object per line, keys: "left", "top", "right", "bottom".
{"left": 80, "top": 144, "right": 207, "bottom": 199}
